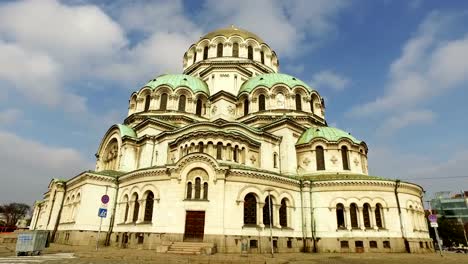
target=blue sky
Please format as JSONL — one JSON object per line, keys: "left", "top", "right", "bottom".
{"left": 0, "top": 0, "right": 467, "bottom": 204}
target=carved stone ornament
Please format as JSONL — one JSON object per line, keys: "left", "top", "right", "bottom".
{"left": 302, "top": 158, "right": 311, "bottom": 166}
{"left": 227, "top": 105, "right": 235, "bottom": 115}
{"left": 250, "top": 155, "right": 256, "bottom": 164}
{"left": 330, "top": 156, "right": 338, "bottom": 164}
{"left": 211, "top": 105, "right": 217, "bottom": 114}
{"left": 354, "top": 158, "right": 359, "bottom": 166}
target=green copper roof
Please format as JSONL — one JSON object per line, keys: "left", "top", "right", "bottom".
{"left": 297, "top": 126, "right": 361, "bottom": 145}
{"left": 239, "top": 73, "right": 313, "bottom": 95}
{"left": 300, "top": 173, "right": 388, "bottom": 182}
{"left": 117, "top": 124, "right": 137, "bottom": 138}
{"left": 143, "top": 74, "right": 209, "bottom": 95}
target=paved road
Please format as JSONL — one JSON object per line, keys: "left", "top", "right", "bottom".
{"left": 0, "top": 253, "right": 74, "bottom": 264}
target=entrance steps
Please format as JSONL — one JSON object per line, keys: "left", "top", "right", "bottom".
{"left": 167, "top": 242, "right": 216, "bottom": 255}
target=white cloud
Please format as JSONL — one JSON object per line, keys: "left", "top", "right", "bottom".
{"left": 350, "top": 12, "right": 468, "bottom": 117}
{"left": 376, "top": 110, "right": 435, "bottom": 136}
{"left": 310, "top": 70, "right": 350, "bottom": 91}
{"left": 0, "top": 130, "right": 93, "bottom": 203}
{"left": 0, "top": 109, "right": 22, "bottom": 125}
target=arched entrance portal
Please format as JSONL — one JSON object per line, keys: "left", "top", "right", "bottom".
{"left": 183, "top": 168, "right": 209, "bottom": 241}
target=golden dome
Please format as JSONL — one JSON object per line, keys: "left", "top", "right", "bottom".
{"left": 200, "top": 25, "right": 265, "bottom": 43}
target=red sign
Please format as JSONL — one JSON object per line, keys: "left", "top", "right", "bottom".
{"left": 428, "top": 214, "right": 437, "bottom": 223}
{"left": 101, "top": 194, "right": 110, "bottom": 204}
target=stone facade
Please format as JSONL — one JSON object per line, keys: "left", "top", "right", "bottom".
{"left": 30, "top": 26, "right": 433, "bottom": 254}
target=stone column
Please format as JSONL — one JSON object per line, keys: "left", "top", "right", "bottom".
{"left": 345, "top": 207, "right": 351, "bottom": 230}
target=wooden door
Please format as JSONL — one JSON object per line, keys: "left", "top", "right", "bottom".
{"left": 183, "top": 211, "right": 205, "bottom": 241}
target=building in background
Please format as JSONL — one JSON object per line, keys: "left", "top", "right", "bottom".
{"left": 431, "top": 191, "right": 468, "bottom": 223}
{"left": 30, "top": 26, "right": 432, "bottom": 254}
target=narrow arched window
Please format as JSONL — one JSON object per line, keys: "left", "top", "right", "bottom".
{"left": 259, "top": 94, "right": 266, "bottom": 111}
{"left": 295, "top": 94, "right": 302, "bottom": 111}
{"left": 217, "top": 43, "right": 223, "bottom": 57}
{"left": 350, "top": 203, "right": 358, "bottom": 228}
{"left": 233, "top": 146, "right": 238, "bottom": 162}
{"left": 193, "top": 50, "right": 197, "bottom": 63}
{"left": 186, "top": 182, "right": 192, "bottom": 199}
{"left": 216, "top": 143, "right": 222, "bottom": 159}
{"left": 375, "top": 203, "right": 383, "bottom": 228}
{"left": 203, "top": 182, "right": 208, "bottom": 200}
{"left": 260, "top": 50, "right": 265, "bottom": 64}
{"left": 244, "top": 193, "right": 257, "bottom": 225}
{"left": 144, "top": 94, "right": 151, "bottom": 111}
{"left": 279, "top": 198, "right": 287, "bottom": 227}
{"left": 195, "top": 178, "right": 201, "bottom": 199}
{"left": 244, "top": 99, "right": 249, "bottom": 116}
{"left": 132, "top": 194, "right": 139, "bottom": 222}
{"left": 144, "top": 192, "right": 154, "bottom": 222}
{"left": 363, "top": 203, "right": 371, "bottom": 228}
{"left": 233, "top": 43, "right": 239, "bottom": 57}
{"left": 263, "top": 195, "right": 273, "bottom": 226}
{"left": 160, "top": 93, "right": 168, "bottom": 110}
{"left": 341, "top": 146, "right": 350, "bottom": 170}
{"left": 316, "top": 146, "right": 325, "bottom": 170}
{"left": 124, "top": 202, "right": 129, "bottom": 222}
{"left": 178, "top": 95, "right": 186, "bottom": 112}
{"left": 336, "top": 203, "right": 345, "bottom": 228}
{"left": 247, "top": 45, "right": 253, "bottom": 60}
{"left": 273, "top": 153, "right": 278, "bottom": 168}
{"left": 198, "top": 142, "right": 204, "bottom": 153}
{"left": 196, "top": 99, "right": 202, "bottom": 116}
{"left": 310, "top": 96, "right": 315, "bottom": 114}
{"left": 203, "top": 46, "right": 208, "bottom": 60}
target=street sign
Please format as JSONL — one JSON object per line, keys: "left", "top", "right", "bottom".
{"left": 101, "top": 194, "right": 110, "bottom": 204}
{"left": 98, "top": 208, "right": 107, "bottom": 218}
{"left": 430, "top": 222, "right": 438, "bottom": 227}
{"left": 428, "top": 214, "right": 437, "bottom": 222}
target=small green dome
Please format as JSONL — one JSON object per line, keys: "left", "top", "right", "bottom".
{"left": 144, "top": 74, "right": 209, "bottom": 95}
{"left": 239, "top": 73, "right": 313, "bottom": 95}
{"left": 297, "top": 126, "right": 361, "bottom": 145}
{"left": 117, "top": 124, "right": 136, "bottom": 138}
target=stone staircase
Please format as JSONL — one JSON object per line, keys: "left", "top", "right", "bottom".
{"left": 167, "top": 242, "right": 216, "bottom": 255}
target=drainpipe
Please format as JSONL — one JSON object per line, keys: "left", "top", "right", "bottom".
{"left": 51, "top": 182, "right": 67, "bottom": 242}
{"left": 299, "top": 180, "right": 306, "bottom": 252}
{"left": 105, "top": 177, "right": 120, "bottom": 246}
{"left": 394, "top": 180, "right": 407, "bottom": 251}
{"left": 309, "top": 181, "right": 316, "bottom": 253}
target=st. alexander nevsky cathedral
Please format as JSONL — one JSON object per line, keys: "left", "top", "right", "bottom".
{"left": 30, "top": 27, "right": 433, "bottom": 254}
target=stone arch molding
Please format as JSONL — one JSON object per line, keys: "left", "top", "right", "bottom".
{"left": 168, "top": 153, "right": 228, "bottom": 183}
{"left": 236, "top": 185, "right": 295, "bottom": 207}
{"left": 119, "top": 183, "right": 160, "bottom": 203}
{"left": 329, "top": 196, "right": 388, "bottom": 209}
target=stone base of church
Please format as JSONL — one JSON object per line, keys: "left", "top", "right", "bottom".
{"left": 52, "top": 230, "right": 434, "bottom": 254}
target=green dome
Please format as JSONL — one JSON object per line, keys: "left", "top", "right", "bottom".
{"left": 117, "top": 124, "right": 136, "bottom": 138}
{"left": 297, "top": 126, "right": 361, "bottom": 145}
{"left": 239, "top": 73, "right": 313, "bottom": 95}
{"left": 144, "top": 74, "right": 209, "bottom": 95}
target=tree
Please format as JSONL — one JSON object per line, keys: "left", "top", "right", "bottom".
{"left": 0, "top": 203, "right": 30, "bottom": 226}
{"left": 428, "top": 216, "right": 466, "bottom": 247}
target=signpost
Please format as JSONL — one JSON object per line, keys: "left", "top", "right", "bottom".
{"left": 428, "top": 214, "right": 443, "bottom": 256}
{"left": 96, "top": 193, "right": 109, "bottom": 251}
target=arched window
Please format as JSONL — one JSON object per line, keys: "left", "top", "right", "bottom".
{"left": 186, "top": 182, "right": 192, "bottom": 199}
{"left": 350, "top": 203, "right": 358, "bottom": 228}
{"left": 233, "top": 146, "right": 238, "bottom": 162}
{"left": 341, "top": 146, "right": 350, "bottom": 170}
{"left": 198, "top": 142, "right": 204, "bottom": 153}
{"left": 124, "top": 202, "right": 129, "bottom": 222}
{"left": 195, "top": 99, "right": 203, "bottom": 116}
{"left": 243, "top": 99, "right": 249, "bottom": 116}
{"left": 193, "top": 50, "right": 197, "bottom": 63}
{"left": 315, "top": 146, "right": 325, "bottom": 170}
{"left": 160, "top": 93, "right": 168, "bottom": 110}
{"left": 132, "top": 194, "right": 139, "bottom": 222}
{"left": 336, "top": 203, "right": 345, "bottom": 228}
{"left": 295, "top": 94, "right": 302, "bottom": 111}
{"left": 375, "top": 203, "right": 383, "bottom": 228}
{"left": 273, "top": 153, "right": 278, "bottom": 168}
{"left": 244, "top": 193, "right": 257, "bottom": 225}
{"left": 363, "top": 203, "right": 371, "bottom": 228}
{"left": 216, "top": 143, "right": 223, "bottom": 159}
{"left": 263, "top": 195, "right": 273, "bottom": 226}
{"left": 310, "top": 96, "right": 315, "bottom": 114}
{"left": 279, "top": 198, "right": 287, "bottom": 227}
{"left": 178, "top": 95, "right": 186, "bottom": 112}
{"left": 203, "top": 46, "right": 208, "bottom": 60}
{"left": 194, "top": 177, "right": 201, "bottom": 199}
{"left": 217, "top": 43, "right": 223, "bottom": 57}
{"left": 247, "top": 45, "right": 253, "bottom": 60}
{"left": 144, "top": 192, "right": 154, "bottom": 222}
{"left": 232, "top": 43, "right": 239, "bottom": 57}
{"left": 259, "top": 94, "right": 266, "bottom": 111}
{"left": 260, "top": 50, "right": 265, "bottom": 64}
{"left": 144, "top": 94, "right": 151, "bottom": 111}
{"left": 203, "top": 182, "right": 208, "bottom": 200}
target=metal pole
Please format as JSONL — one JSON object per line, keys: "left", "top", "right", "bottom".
{"left": 434, "top": 226, "right": 443, "bottom": 256}
{"left": 268, "top": 191, "right": 274, "bottom": 258}
{"left": 96, "top": 217, "right": 103, "bottom": 251}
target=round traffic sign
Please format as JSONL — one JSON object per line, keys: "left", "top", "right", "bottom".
{"left": 101, "top": 194, "right": 110, "bottom": 204}
{"left": 428, "top": 214, "right": 437, "bottom": 222}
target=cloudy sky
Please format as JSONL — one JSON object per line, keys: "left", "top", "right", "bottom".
{"left": 0, "top": 0, "right": 467, "bottom": 205}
